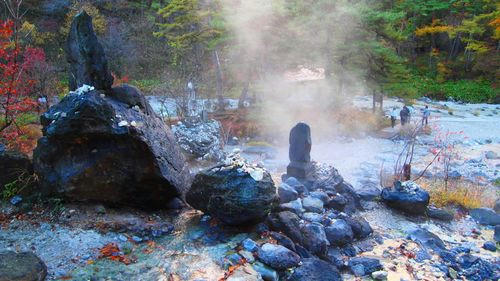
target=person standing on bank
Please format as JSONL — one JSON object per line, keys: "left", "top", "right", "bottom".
{"left": 400, "top": 106, "right": 409, "bottom": 126}
{"left": 422, "top": 105, "right": 430, "bottom": 126}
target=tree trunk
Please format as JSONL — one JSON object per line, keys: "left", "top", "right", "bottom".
{"left": 403, "top": 164, "right": 411, "bottom": 181}
{"left": 372, "top": 91, "right": 376, "bottom": 113}
{"left": 379, "top": 92, "right": 383, "bottom": 113}
{"left": 238, "top": 80, "right": 250, "bottom": 109}
{"left": 213, "top": 49, "right": 224, "bottom": 111}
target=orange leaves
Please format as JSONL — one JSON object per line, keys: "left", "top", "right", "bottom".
{"left": 111, "top": 73, "right": 130, "bottom": 87}
{"left": 218, "top": 264, "right": 243, "bottom": 281}
{"left": 98, "top": 243, "right": 132, "bottom": 265}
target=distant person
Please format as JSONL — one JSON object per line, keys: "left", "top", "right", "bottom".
{"left": 422, "top": 105, "right": 430, "bottom": 126}
{"left": 400, "top": 106, "right": 409, "bottom": 126}
{"left": 390, "top": 107, "right": 398, "bottom": 128}
{"left": 37, "top": 95, "right": 47, "bottom": 114}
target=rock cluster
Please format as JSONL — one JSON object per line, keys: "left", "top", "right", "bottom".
{"left": 33, "top": 12, "right": 190, "bottom": 209}
{"left": 186, "top": 153, "right": 277, "bottom": 225}
{"left": 171, "top": 119, "right": 225, "bottom": 162}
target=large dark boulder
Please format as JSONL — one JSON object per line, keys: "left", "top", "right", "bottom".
{"left": 0, "top": 146, "right": 33, "bottom": 192}
{"left": 287, "top": 258, "right": 341, "bottom": 281}
{"left": 66, "top": 11, "right": 113, "bottom": 91}
{"left": 33, "top": 88, "right": 189, "bottom": 209}
{"left": 381, "top": 181, "right": 429, "bottom": 215}
{"left": 186, "top": 154, "right": 276, "bottom": 225}
{"left": 0, "top": 251, "right": 47, "bottom": 281}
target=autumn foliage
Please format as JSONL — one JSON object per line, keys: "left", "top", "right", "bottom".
{"left": 98, "top": 243, "right": 131, "bottom": 265}
{"left": 0, "top": 20, "right": 45, "bottom": 153}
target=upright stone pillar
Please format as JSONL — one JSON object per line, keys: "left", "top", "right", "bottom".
{"left": 66, "top": 11, "right": 113, "bottom": 91}
{"left": 286, "top": 122, "right": 312, "bottom": 179}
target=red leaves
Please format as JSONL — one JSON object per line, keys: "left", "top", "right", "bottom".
{"left": 0, "top": 20, "right": 13, "bottom": 39}
{"left": 0, "top": 20, "right": 46, "bottom": 153}
{"left": 98, "top": 243, "right": 132, "bottom": 265}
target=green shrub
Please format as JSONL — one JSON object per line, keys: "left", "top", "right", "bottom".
{"left": 15, "top": 113, "right": 39, "bottom": 126}
{"left": 387, "top": 72, "right": 498, "bottom": 103}
{"left": 131, "top": 79, "right": 163, "bottom": 93}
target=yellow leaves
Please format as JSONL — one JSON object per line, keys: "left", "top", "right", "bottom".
{"left": 465, "top": 41, "right": 489, "bottom": 54}
{"left": 19, "top": 21, "right": 54, "bottom": 46}
{"left": 436, "top": 62, "right": 450, "bottom": 83}
{"left": 60, "top": 3, "right": 107, "bottom": 36}
{"left": 415, "top": 20, "right": 452, "bottom": 37}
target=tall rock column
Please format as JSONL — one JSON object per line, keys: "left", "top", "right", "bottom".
{"left": 66, "top": 11, "right": 114, "bottom": 91}
{"left": 286, "top": 122, "right": 312, "bottom": 179}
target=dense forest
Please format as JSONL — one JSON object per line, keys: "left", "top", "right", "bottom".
{"left": 1, "top": 0, "right": 499, "bottom": 151}
{"left": 2, "top": 0, "right": 499, "bottom": 102}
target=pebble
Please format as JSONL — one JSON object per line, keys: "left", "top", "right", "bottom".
{"left": 372, "top": 270, "right": 388, "bottom": 280}
{"left": 118, "top": 234, "right": 128, "bottom": 242}
{"left": 10, "top": 195, "right": 22, "bottom": 205}
{"left": 238, "top": 250, "right": 255, "bottom": 263}
{"left": 241, "top": 238, "right": 259, "bottom": 252}
{"left": 482, "top": 241, "right": 496, "bottom": 252}
{"left": 132, "top": 236, "right": 143, "bottom": 243}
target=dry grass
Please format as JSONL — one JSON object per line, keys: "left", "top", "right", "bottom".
{"left": 416, "top": 178, "right": 494, "bottom": 209}
{"left": 333, "top": 107, "right": 391, "bottom": 137}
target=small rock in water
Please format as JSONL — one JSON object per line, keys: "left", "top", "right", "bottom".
{"left": 348, "top": 257, "right": 383, "bottom": 277}
{"left": 372, "top": 270, "right": 388, "bottom": 280}
{"left": 10, "top": 195, "right": 22, "bottom": 205}
{"left": 118, "top": 234, "right": 128, "bottom": 242}
{"left": 238, "top": 250, "right": 255, "bottom": 263}
{"left": 242, "top": 238, "right": 259, "bottom": 253}
{"left": 284, "top": 177, "right": 307, "bottom": 194}
{"left": 485, "top": 151, "right": 498, "bottom": 159}
{"left": 257, "top": 243, "right": 300, "bottom": 270}
{"left": 132, "top": 236, "right": 143, "bottom": 243}
{"left": 118, "top": 120, "right": 129, "bottom": 127}
{"left": 278, "top": 183, "right": 298, "bottom": 204}
{"left": 249, "top": 169, "right": 264, "bottom": 181}
{"left": 280, "top": 198, "right": 304, "bottom": 215}
{"left": 325, "top": 219, "right": 353, "bottom": 246}
{"left": 252, "top": 262, "right": 278, "bottom": 281}
{"left": 302, "top": 196, "right": 324, "bottom": 213}
{"left": 288, "top": 258, "right": 341, "bottom": 281}
{"left": 482, "top": 241, "right": 496, "bottom": 252}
